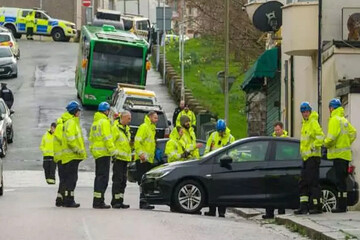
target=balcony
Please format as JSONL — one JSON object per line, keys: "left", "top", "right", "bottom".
{"left": 282, "top": 1, "right": 318, "bottom": 56}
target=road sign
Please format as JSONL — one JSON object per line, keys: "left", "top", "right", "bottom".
{"left": 82, "top": 0, "right": 91, "bottom": 7}
{"left": 156, "top": 7, "right": 172, "bottom": 31}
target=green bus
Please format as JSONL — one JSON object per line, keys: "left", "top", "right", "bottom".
{"left": 75, "top": 24, "right": 150, "bottom": 106}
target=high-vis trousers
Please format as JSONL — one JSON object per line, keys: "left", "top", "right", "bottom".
{"left": 93, "top": 156, "right": 110, "bottom": 205}
{"left": 43, "top": 156, "right": 56, "bottom": 184}
{"left": 111, "top": 159, "right": 128, "bottom": 206}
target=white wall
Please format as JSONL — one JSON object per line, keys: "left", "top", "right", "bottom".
{"left": 115, "top": 0, "right": 160, "bottom": 24}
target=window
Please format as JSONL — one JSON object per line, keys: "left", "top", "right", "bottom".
{"left": 275, "top": 141, "right": 301, "bottom": 161}
{"left": 123, "top": 19, "right": 133, "bottom": 31}
{"left": 35, "top": 11, "right": 49, "bottom": 20}
{"left": 21, "top": 10, "right": 30, "bottom": 17}
{"left": 130, "top": 110, "right": 168, "bottom": 128}
{"left": 0, "top": 47, "right": 12, "bottom": 58}
{"left": 136, "top": 21, "right": 149, "bottom": 31}
{"left": 227, "top": 141, "right": 269, "bottom": 162}
{"left": 0, "top": 35, "right": 10, "bottom": 42}
{"left": 0, "top": 102, "right": 6, "bottom": 114}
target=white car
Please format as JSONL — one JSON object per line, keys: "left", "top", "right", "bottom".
{"left": 109, "top": 85, "right": 158, "bottom": 122}
{"left": 0, "top": 46, "right": 17, "bottom": 78}
{"left": 0, "top": 32, "right": 20, "bottom": 59}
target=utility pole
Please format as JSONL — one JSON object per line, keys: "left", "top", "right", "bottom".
{"left": 224, "top": 0, "right": 230, "bottom": 124}
{"left": 163, "top": 0, "right": 166, "bottom": 84}
{"left": 138, "top": 0, "right": 140, "bottom": 15}
{"left": 40, "top": 0, "right": 43, "bottom": 9}
{"left": 124, "top": 0, "right": 126, "bottom": 13}
{"left": 181, "top": 0, "right": 185, "bottom": 101}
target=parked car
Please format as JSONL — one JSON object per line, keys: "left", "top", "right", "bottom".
{"left": 141, "top": 136, "right": 359, "bottom": 214}
{"left": 109, "top": 85, "right": 157, "bottom": 121}
{"left": 0, "top": 26, "right": 10, "bottom": 33}
{"left": 0, "top": 46, "right": 17, "bottom": 78}
{"left": 0, "top": 32, "right": 20, "bottom": 59}
{"left": 0, "top": 98, "right": 14, "bottom": 158}
{"left": 128, "top": 138, "right": 206, "bottom": 183}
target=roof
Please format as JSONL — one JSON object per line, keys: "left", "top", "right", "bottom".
{"left": 121, "top": 87, "right": 156, "bottom": 97}
{"left": 83, "top": 25, "right": 147, "bottom": 45}
{"left": 241, "top": 47, "right": 279, "bottom": 92}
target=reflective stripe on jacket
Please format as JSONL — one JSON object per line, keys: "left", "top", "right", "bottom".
{"left": 272, "top": 130, "right": 288, "bottom": 137}
{"left": 324, "top": 107, "right": 357, "bottom": 161}
{"left": 40, "top": 130, "right": 54, "bottom": 157}
{"left": 134, "top": 115, "right": 156, "bottom": 164}
{"left": 62, "top": 112, "right": 86, "bottom": 164}
{"left": 180, "top": 127, "right": 199, "bottom": 159}
{"left": 176, "top": 110, "right": 196, "bottom": 127}
{"left": 300, "top": 111, "right": 325, "bottom": 161}
{"left": 165, "top": 128, "right": 185, "bottom": 163}
{"left": 89, "top": 112, "right": 117, "bottom": 159}
{"left": 205, "top": 127, "right": 235, "bottom": 154}
{"left": 112, "top": 120, "right": 132, "bottom": 162}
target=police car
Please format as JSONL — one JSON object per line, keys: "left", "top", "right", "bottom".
{"left": 0, "top": 7, "right": 76, "bottom": 42}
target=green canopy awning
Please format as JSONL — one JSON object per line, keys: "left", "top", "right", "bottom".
{"left": 241, "top": 47, "right": 279, "bottom": 92}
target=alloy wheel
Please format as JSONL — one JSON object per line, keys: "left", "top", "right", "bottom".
{"left": 177, "top": 184, "right": 202, "bottom": 211}
{"left": 322, "top": 189, "right": 337, "bottom": 212}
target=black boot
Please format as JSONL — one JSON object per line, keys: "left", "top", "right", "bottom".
{"left": 64, "top": 196, "right": 80, "bottom": 208}
{"left": 204, "top": 206, "right": 216, "bottom": 216}
{"left": 112, "top": 203, "right": 130, "bottom": 209}
{"left": 93, "top": 198, "right": 111, "bottom": 209}
{"left": 332, "top": 197, "right": 347, "bottom": 213}
{"left": 294, "top": 202, "right": 308, "bottom": 215}
{"left": 262, "top": 208, "right": 275, "bottom": 219}
{"left": 278, "top": 209, "right": 285, "bottom": 215}
{"left": 55, "top": 197, "right": 63, "bottom": 207}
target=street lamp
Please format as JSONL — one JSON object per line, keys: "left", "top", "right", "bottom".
{"left": 224, "top": 0, "right": 230, "bottom": 124}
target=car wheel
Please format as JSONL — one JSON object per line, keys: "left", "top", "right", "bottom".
{"left": 52, "top": 29, "right": 65, "bottom": 42}
{"left": 5, "top": 25, "right": 21, "bottom": 39}
{"left": 0, "top": 138, "right": 7, "bottom": 158}
{"left": 322, "top": 186, "right": 337, "bottom": 212}
{"left": 173, "top": 179, "right": 205, "bottom": 214}
{"left": 7, "top": 127, "right": 13, "bottom": 144}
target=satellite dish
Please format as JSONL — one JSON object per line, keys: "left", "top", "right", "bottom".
{"left": 253, "top": 1, "right": 283, "bottom": 32}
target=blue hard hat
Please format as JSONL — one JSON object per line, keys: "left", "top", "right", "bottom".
{"left": 329, "top": 98, "right": 341, "bottom": 109}
{"left": 216, "top": 119, "right": 226, "bottom": 132}
{"left": 66, "top": 101, "right": 81, "bottom": 114}
{"left": 98, "top": 102, "right": 110, "bottom": 112}
{"left": 300, "top": 102, "right": 312, "bottom": 113}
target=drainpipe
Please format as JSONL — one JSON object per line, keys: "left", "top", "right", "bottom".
{"left": 317, "top": 0, "right": 322, "bottom": 124}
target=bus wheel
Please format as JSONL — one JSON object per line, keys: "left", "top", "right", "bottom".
{"left": 52, "top": 29, "right": 65, "bottom": 42}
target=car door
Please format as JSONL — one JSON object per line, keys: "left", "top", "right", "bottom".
{"left": 209, "top": 140, "right": 270, "bottom": 207}
{"left": 34, "top": 11, "right": 49, "bottom": 35}
{"left": 265, "top": 140, "right": 302, "bottom": 209}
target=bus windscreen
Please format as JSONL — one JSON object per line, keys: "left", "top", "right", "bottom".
{"left": 90, "top": 42, "right": 144, "bottom": 89}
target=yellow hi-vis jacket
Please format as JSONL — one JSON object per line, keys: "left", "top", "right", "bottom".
{"left": 53, "top": 115, "right": 69, "bottom": 163}
{"left": 112, "top": 120, "right": 132, "bottom": 162}
{"left": 89, "top": 112, "right": 117, "bottom": 159}
{"left": 181, "top": 127, "right": 199, "bottom": 159}
{"left": 176, "top": 109, "right": 196, "bottom": 127}
{"left": 25, "top": 13, "right": 35, "bottom": 28}
{"left": 205, "top": 127, "right": 235, "bottom": 154}
{"left": 272, "top": 130, "right": 288, "bottom": 137}
{"left": 165, "top": 128, "right": 185, "bottom": 163}
{"left": 62, "top": 112, "right": 86, "bottom": 164}
{"left": 40, "top": 130, "right": 54, "bottom": 157}
{"left": 324, "top": 107, "right": 357, "bottom": 161}
{"left": 134, "top": 115, "right": 156, "bottom": 164}
{"left": 300, "top": 111, "right": 325, "bottom": 161}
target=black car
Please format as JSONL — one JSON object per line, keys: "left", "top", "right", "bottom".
{"left": 127, "top": 138, "right": 206, "bottom": 183}
{"left": 141, "top": 137, "right": 359, "bottom": 214}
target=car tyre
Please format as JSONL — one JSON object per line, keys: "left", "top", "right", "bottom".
{"left": 52, "top": 29, "right": 65, "bottom": 42}
{"left": 0, "top": 137, "right": 7, "bottom": 158}
{"left": 173, "top": 179, "right": 205, "bottom": 214}
{"left": 5, "top": 24, "right": 21, "bottom": 39}
{"left": 322, "top": 185, "right": 337, "bottom": 212}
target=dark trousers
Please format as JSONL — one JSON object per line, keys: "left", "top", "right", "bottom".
{"left": 57, "top": 162, "right": 65, "bottom": 200}
{"left": 299, "top": 157, "right": 322, "bottom": 208}
{"left": 26, "top": 27, "right": 33, "bottom": 38}
{"left": 93, "top": 156, "right": 110, "bottom": 204}
{"left": 136, "top": 160, "right": 154, "bottom": 205}
{"left": 111, "top": 160, "right": 128, "bottom": 205}
{"left": 334, "top": 159, "right": 349, "bottom": 193}
{"left": 208, "top": 206, "right": 226, "bottom": 216}
{"left": 43, "top": 157, "right": 56, "bottom": 184}
{"left": 63, "top": 160, "right": 80, "bottom": 201}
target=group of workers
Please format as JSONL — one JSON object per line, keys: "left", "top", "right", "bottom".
{"left": 262, "top": 98, "right": 357, "bottom": 219}
{"left": 39, "top": 97, "right": 356, "bottom": 218}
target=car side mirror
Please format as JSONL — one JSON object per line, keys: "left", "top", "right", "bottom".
{"left": 167, "top": 120, "right": 171, "bottom": 126}
{"left": 10, "top": 110, "right": 15, "bottom": 115}
{"left": 220, "top": 155, "right": 233, "bottom": 167}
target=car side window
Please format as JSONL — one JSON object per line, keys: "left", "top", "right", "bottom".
{"left": 275, "top": 141, "right": 301, "bottom": 161}
{"left": 22, "top": 10, "right": 30, "bottom": 17}
{"left": 0, "top": 102, "right": 6, "bottom": 114}
{"left": 226, "top": 141, "right": 269, "bottom": 163}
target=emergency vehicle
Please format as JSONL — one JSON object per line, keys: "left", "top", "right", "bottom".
{"left": 122, "top": 14, "right": 151, "bottom": 42}
{"left": 0, "top": 7, "right": 76, "bottom": 42}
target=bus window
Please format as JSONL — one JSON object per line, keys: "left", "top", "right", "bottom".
{"left": 136, "top": 20, "right": 149, "bottom": 31}
{"left": 90, "top": 42, "right": 144, "bottom": 89}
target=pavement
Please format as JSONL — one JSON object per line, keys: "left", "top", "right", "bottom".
{"left": 231, "top": 208, "right": 360, "bottom": 240}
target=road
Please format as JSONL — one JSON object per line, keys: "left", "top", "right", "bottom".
{"left": 0, "top": 39, "right": 306, "bottom": 239}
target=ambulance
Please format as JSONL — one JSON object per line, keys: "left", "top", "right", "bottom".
{"left": 0, "top": 7, "right": 76, "bottom": 42}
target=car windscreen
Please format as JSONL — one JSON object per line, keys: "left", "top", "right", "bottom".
{"left": 96, "top": 12, "right": 121, "bottom": 21}
{"left": 125, "top": 97, "right": 153, "bottom": 106}
{"left": 90, "top": 42, "right": 144, "bottom": 89}
{"left": 0, "top": 35, "right": 10, "bottom": 42}
{"left": 130, "top": 110, "right": 168, "bottom": 128}
{"left": 0, "top": 48, "right": 12, "bottom": 58}
{"left": 136, "top": 20, "right": 149, "bottom": 31}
